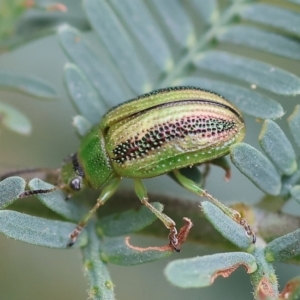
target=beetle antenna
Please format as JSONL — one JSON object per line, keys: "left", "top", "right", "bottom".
{"left": 18, "top": 186, "right": 59, "bottom": 198}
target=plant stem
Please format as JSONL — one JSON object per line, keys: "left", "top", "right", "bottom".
{"left": 160, "top": 2, "right": 244, "bottom": 87}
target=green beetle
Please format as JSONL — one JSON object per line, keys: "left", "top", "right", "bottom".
{"left": 15, "top": 86, "right": 255, "bottom": 250}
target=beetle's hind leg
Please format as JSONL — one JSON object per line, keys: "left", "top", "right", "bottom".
{"left": 68, "top": 177, "right": 121, "bottom": 246}
{"left": 208, "top": 156, "right": 231, "bottom": 181}
{"left": 134, "top": 179, "right": 180, "bottom": 252}
{"left": 172, "top": 169, "right": 256, "bottom": 244}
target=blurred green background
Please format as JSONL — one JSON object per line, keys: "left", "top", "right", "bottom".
{"left": 0, "top": 1, "right": 300, "bottom": 299}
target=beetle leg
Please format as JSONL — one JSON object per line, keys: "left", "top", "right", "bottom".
{"left": 201, "top": 163, "right": 210, "bottom": 187}
{"left": 209, "top": 156, "right": 231, "bottom": 181}
{"left": 68, "top": 177, "right": 121, "bottom": 247}
{"left": 173, "top": 169, "right": 256, "bottom": 244}
{"left": 134, "top": 179, "right": 180, "bottom": 252}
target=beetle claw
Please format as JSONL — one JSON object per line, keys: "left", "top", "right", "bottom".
{"left": 167, "top": 218, "right": 193, "bottom": 252}
{"left": 67, "top": 224, "right": 83, "bottom": 247}
{"left": 168, "top": 227, "right": 180, "bottom": 252}
{"left": 173, "top": 246, "right": 181, "bottom": 253}
{"left": 169, "top": 238, "right": 181, "bottom": 252}
{"left": 67, "top": 240, "right": 74, "bottom": 247}
{"left": 240, "top": 218, "right": 256, "bottom": 244}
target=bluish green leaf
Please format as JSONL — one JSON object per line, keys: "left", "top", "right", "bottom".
{"left": 230, "top": 143, "right": 281, "bottom": 195}
{"left": 165, "top": 252, "right": 257, "bottom": 288}
{"left": 0, "top": 210, "right": 87, "bottom": 248}
{"left": 110, "top": 0, "right": 173, "bottom": 72}
{"left": 81, "top": 222, "right": 115, "bottom": 300}
{"left": 202, "top": 202, "right": 252, "bottom": 250}
{"left": 84, "top": 0, "right": 151, "bottom": 94}
{"left": 188, "top": 0, "right": 219, "bottom": 24}
{"left": 0, "top": 102, "right": 31, "bottom": 135}
{"left": 0, "top": 71, "right": 58, "bottom": 99}
{"left": 280, "top": 171, "right": 300, "bottom": 197}
{"left": 218, "top": 25, "right": 300, "bottom": 61}
{"left": 151, "top": 0, "right": 196, "bottom": 48}
{"left": 259, "top": 120, "right": 297, "bottom": 175}
{"left": 73, "top": 115, "right": 92, "bottom": 137}
{"left": 178, "top": 77, "right": 284, "bottom": 119}
{"left": 101, "top": 237, "right": 172, "bottom": 266}
{"left": 64, "top": 63, "right": 104, "bottom": 124}
{"left": 98, "top": 202, "right": 163, "bottom": 237}
{"left": 265, "top": 228, "right": 300, "bottom": 262}
{"left": 291, "top": 185, "right": 300, "bottom": 204}
{"left": 194, "top": 51, "right": 300, "bottom": 95}
{"left": 239, "top": 4, "right": 300, "bottom": 37}
{"left": 58, "top": 24, "right": 128, "bottom": 106}
{"left": 28, "top": 178, "right": 87, "bottom": 222}
{"left": 0, "top": 176, "right": 26, "bottom": 209}
{"left": 288, "top": 105, "right": 300, "bottom": 149}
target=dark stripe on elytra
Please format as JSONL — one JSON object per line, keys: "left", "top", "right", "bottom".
{"left": 112, "top": 115, "right": 236, "bottom": 164}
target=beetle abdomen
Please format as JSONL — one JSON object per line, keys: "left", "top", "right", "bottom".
{"left": 105, "top": 95, "right": 245, "bottom": 178}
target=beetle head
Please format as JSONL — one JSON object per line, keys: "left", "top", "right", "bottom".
{"left": 60, "top": 153, "right": 85, "bottom": 194}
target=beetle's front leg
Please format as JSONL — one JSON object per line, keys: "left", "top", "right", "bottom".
{"left": 134, "top": 179, "right": 180, "bottom": 252}
{"left": 172, "top": 169, "right": 256, "bottom": 243}
{"left": 68, "top": 177, "right": 121, "bottom": 246}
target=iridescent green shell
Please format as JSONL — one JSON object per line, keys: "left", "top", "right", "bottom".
{"left": 74, "top": 87, "right": 245, "bottom": 188}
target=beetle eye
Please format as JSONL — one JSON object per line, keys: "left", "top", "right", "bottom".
{"left": 70, "top": 178, "right": 81, "bottom": 191}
